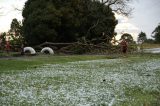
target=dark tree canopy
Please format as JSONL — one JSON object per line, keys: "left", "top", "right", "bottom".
{"left": 10, "top": 18, "right": 22, "bottom": 36}
{"left": 9, "top": 18, "right": 24, "bottom": 46}
{"left": 22, "top": 0, "right": 118, "bottom": 45}
{"left": 120, "top": 33, "right": 134, "bottom": 43}
{"left": 137, "top": 31, "right": 147, "bottom": 43}
{"left": 152, "top": 23, "right": 160, "bottom": 43}
{"left": 0, "top": 32, "right": 6, "bottom": 48}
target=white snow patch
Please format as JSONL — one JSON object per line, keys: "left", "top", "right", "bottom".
{"left": 144, "top": 48, "right": 160, "bottom": 53}
{"left": 1, "top": 59, "right": 160, "bottom": 105}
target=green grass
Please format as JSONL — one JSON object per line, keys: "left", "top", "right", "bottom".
{"left": 0, "top": 54, "right": 160, "bottom": 105}
{"left": 0, "top": 55, "right": 106, "bottom": 73}
{"left": 142, "top": 43, "right": 160, "bottom": 49}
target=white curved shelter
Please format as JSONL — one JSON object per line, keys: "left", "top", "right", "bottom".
{"left": 24, "top": 47, "right": 36, "bottom": 55}
{"left": 41, "top": 47, "right": 54, "bottom": 54}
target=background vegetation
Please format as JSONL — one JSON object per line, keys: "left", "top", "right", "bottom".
{"left": 22, "top": 0, "right": 117, "bottom": 46}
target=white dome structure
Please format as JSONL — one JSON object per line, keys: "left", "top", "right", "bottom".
{"left": 24, "top": 47, "right": 36, "bottom": 55}
{"left": 41, "top": 47, "right": 54, "bottom": 54}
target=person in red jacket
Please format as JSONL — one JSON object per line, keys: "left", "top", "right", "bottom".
{"left": 120, "top": 39, "right": 128, "bottom": 54}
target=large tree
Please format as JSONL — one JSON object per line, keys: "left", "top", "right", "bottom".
{"left": 152, "top": 23, "right": 160, "bottom": 43}
{"left": 10, "top": 18, "right": 22, "bottom": 36}
{"left": 22, "top": 0, "right": 118, "bottom": 45}
{"left": 99, "top": 0, "right": 133, "bottom": 16}
{"left": 0, "top": 32, "right": 6, "bottom": 49}
{"left": 120, "top": 33, "right": 134, "bottom": 43}
{"left": 137, "top": 31, "right": 147, "bottom": 43}
{"left": 9, "top": 18, "right": 24, "bottom": 46}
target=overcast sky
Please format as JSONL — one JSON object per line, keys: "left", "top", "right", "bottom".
{"left": 0, "top": 0, "right": 160, "bottom": 40}
{"left": 130, "top": 0, "right": 160, "bottom": 38}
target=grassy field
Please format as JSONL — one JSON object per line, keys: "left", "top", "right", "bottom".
{"left": 0, "top": 55, "right": 107, "bottom": 73}
{"left": 142, "top": 43, "right": 160, "bottom": 49}
{"left": 0, "top": 54, "right": 160, "bottom": 106}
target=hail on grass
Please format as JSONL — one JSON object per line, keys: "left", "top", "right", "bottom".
{"left": 1, "top": 59, "right": 160, "bottom": 105}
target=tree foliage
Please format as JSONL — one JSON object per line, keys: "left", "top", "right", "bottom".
{"left": 137, "top": 31, "right": 147, "bottom": 43}
{"left": 22, "top": 0, "right": 118, "bottom": 46}
{"left": 152, "top": 23, "right": 160, "bottom": 43}
{"left": 120, "top": 33, "right": 134, "bottom": 43}
{"left": 99, "top": 0, "right": 133, "bottom": 16}
{"left": 9, "top": 18, "right": 24, "bottom": 48}
{"left": 0, "top": 32, "right": 6, "bottom": 49}
{"left": 10, "top": 18, "right": 22, "bottom": 36}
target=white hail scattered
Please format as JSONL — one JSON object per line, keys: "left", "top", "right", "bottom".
{"left": 0, "top": 59, "right": 160, "bottom": 105}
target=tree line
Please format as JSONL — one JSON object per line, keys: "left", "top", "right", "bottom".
{"left": 0, "top": 0, "right": 160, "bottom": 50}
{"left": 22, "top": 0, "right": 120, "bottom": 45}
{"left": 137, "top": 23, "right": 160, "bottom": 44}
